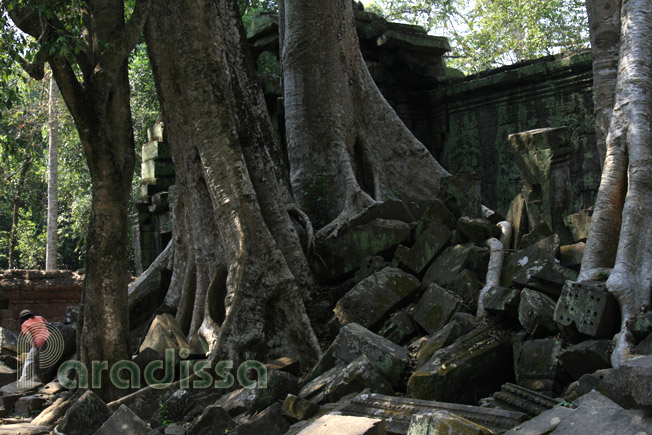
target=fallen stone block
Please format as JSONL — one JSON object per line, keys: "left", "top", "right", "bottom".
{"left": 399, "top": 221, "right": 451, "bottom": 274}
{"left": 423, "top": 244, "right": 478, "bottom": 288}
{"left": 14, "top": 395, "right": 46, "bottom": 416}
{"left": 488, "top": 383, "right": 559, "bottom": 418}
{"left": 563, "top": 209, "right": 591, "bottom": 243}
{"left": 56, "top": 390, "right": 112, "bottom": 435}
{"left": 481, "top": 286, "right": 521, "bottom": 319}
{"left": 518, "top": 289, "right": 559, "bottom": 336}
{"left": 334, "top": 392, "right": 527, "bottom": 434}
{"left": 282, "top": 394, "right": 320, "bottom": 422}
{"left": 312, "top": 218, "right": 411, "bottom": 282}
{"left": 415, "top": 321, "right": 468, "bottom": 369}
{"left": 412, "top": 283, "right": 469, "bottom": 334}
{"left": 516, "top": 339, "right": 565, "bottom": 394}
{"left": 94, "top": 404, "right": 150, "bottom": 435}
{"left": 407, "top": 410, "right": 495, "bottom": 435}
{"left": 414, "top": 199, "right": 457, "bottom": 239}
{"left": 559, "top": 242, "right": 585, "bottom": 268}
{"left": 447, "top": 269, "right": 482, "bottom": 306}
{"left": 334, "top": 267, "right": 420, "bottom": 328}
{"left": 503, "top": 405, "right": 574, "bottom": 435}
{"left": 297, "top": 415, "right": 387, "bottom": 435}
{"left": 456, "top": 217, "right": 499, "bottom": 245}
{"left": 379, "top": 310, "right": 417, "bottom": 344}
{"left": 512, "top": 260, "right": 567, "bottom": 297}
{"left": 407, "top": 326, "right": 513, "bottom": 404}
{"left": 139, "top": 313, "right": 191, "bottom": 355}
{"left": 553, "top": 281, "right": 619, "bottom": 338}
{"left": 299, "top": 355, "right": 393, "bottom": 404}
{"left": 187, "top": 405, "right": 235, "bottom": 435}
{"left": 232, "top": 402, "right": 289, "bottom": 435}
{"left": 618, "top": 354, "right": 652, "bottom": 413}
{"left": 558, "top": 340, "right": 612, "bottom": 380}
{"left": 502, "top": 235, "right": 559, "bottom": 288}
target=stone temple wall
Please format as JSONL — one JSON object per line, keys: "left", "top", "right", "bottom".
{"left": 430, "top": 52, "right": 599, "bottom": 214}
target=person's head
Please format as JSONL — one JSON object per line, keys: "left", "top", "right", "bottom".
{"left": 19, "top": 309, "right": 34, "bottom": 326}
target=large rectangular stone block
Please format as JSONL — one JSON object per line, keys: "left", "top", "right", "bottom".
{"left": 553, "top": 281, "right": 619, "bottom": 337}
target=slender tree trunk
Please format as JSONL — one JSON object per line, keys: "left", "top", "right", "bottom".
{"left": 281, "top": 0, "right": 449, "bottom": 234}
{"left": 581, "top": 0, "right": 652, "bottom": 366}
{"left": 145, "top": 0, "right": 320, "bottom": 367}
{"left": 46, "top": 75, "right": 59, "bottom": 271}
{"left": 7, "top": 159, "right": 31, "bottom": 269}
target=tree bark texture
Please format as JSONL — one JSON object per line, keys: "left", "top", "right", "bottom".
{"left": 581, "top": 0, "right": 652, "bottom": 366}
{"left": 46, "top": 75, "right": 59, "bottom": 271}
{"left": 587, "top": 0, "right": 622, "bottom": 168}
{"left": 145, "top": 0, "right": 320, "bottom": 368}
{"left": 280, "top": 0, "right": 449, "bottom": 233}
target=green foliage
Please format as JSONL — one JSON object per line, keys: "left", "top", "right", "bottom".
{"left": 371, "top": 0, "right": 589, "bottom": 73}
{"left": 129, "top": 42, "right": 160, "bottom": 147}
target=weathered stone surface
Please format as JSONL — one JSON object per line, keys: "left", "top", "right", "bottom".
{"left": 481, "top": 286, "right": 521, "bottom": 319}
{"left": 379, "top": 310, "right": 417, "bottom": 344}
{"left": 412, "top": 283, "right": 469, "bottom": 334}
{"left": 506, "top": 193, "right": 529, "bottom": 250}
{"left": 56, "top": 390, "right": 112, "bottom": 435}
{"left": 187, "top": 405, "right": 235, "bottom": 435}
{"left": 215, "top": 368, "right": 298, "bottom": 416}
{"left": 232, "top": 402, "right": 289, "bottom": 435}
{"left": 618, "top": 354, "right": 652, "bottom": 412}
{"left": 564, "top": 369, "right": 629, "bottom": 409}
{"left": 504, "top": 405, "right": 575, "bottom": 435}
{"left": 266, "top": 356, "right": 301, "bottom": 377}
{"left": 297, "top": 415, "right": 387, "bottom": 435}
{"left": 559, "top": 242, "right": 585, "bottom": 269}
{"left": 0, "top": 327, "right": 17, "bottom": 355}
{"left": 558, "top": 340, "right": 612, "bottom": 380}
{"left": 14, "top": 395, "right": 46, "bottom": 416}
{"left": 407, "top": 410, "right": 496, "bottom": 435}
{"left": 512, "top": 260, "right": 567, "bottom": 297}
{"left": 627, "top": 311, "right": 652, "bottom": 340}
{"left": 391, "top": 245, "right": 410, "bottom": 268}
{"left": 553, "top": 281, "right": 619, "bottom": 338}
{"left": 312, "top": 219, "right": 411, "bottom": 282}
{"left": 164, "top": 424, "right": 186, "bottom": 435}
{"left": 408, "top": 326, "right": 512, "bottom": 404}
{"left": 423, "top": 243, "right": 476, "bottom": 288}
{"left": 549, "top": 390, "right": 652, "bottom": 434}
{"left": 94, "top": 404, "right": 150, "bottom": 435}
{"left": 456, "top": 217, "right": 499, "bottom": 244}
{"left": 516, "top": 339, "right": 564, "bottom": 394}
{"left": 518, "top": 289, "right": 559, "bottom": 336}
{"left": 399, "top": 221, "right": 451, "bottom": 274}
{"left": 139, "top": 313, "right": 190, "bottom": 355}
{"left": 0, "top": 360, "right": 16, "bottom": 388}
{"left": 353, "top": 256, "right": 389, "bottom": 283}
{"left": 334, "top": 267, "right": 420, "bottom": 328}
{"left": 563, "top": 209, "right": 591, "bottom": 243}
{"left": 415, "top": 321, "right": 469, "bottom": 369}
{"left": 156, "top": 389, "right": 199, "bottom": 425}
{"left": 334, "top": 392, "right": 527, "bottom": 434}
{"left": 502, "top": 235, "right": 559, "bottom": 288}
{"left": 328, "top": 323, "right": 409, "bottom": 386}
{"left": 299, "top": 355, "right": 393, "bottom": 404}
{"left": 415, "top": 199, "right": 457, "bottom": 239}
{"left": 508, "top": 127, "right": 574, "bottom": 245}
{"left": 282, "top": 394, "right": 320, "bottom": 422}
{"left": 637, "top": 332, "right": 652, "bottom": 355}
{"left": 440, "top": 174, "right": 483, "bottom": 218}
{"left": 447, "top": 269, "right": 482, "bottom": 306}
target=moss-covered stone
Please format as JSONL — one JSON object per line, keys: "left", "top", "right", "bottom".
{"left": 407, "top": 410, "right": 495, "bottom": 435}
{"left": 412, "top": 283, "right": 470, "bottom": 334}
{"left": 334, "top": 267, "right": 420, "bottom": 328}
{"left": 400, "top": 222, "right": 452, "bottom": 274}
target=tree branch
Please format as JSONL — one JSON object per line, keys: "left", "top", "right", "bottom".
{"left": 96, "top": 0, "right": 152, "bottom": 77}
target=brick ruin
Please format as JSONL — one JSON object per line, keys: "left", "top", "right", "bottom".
{"left": 0, "top": 270, "right": 83, "bottom": 331}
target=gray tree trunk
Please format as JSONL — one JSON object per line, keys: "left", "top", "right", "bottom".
{"left": 581, "top": 0, "right": 652, "bottom": 366}
{"left": 145, "top": 0, "right": 320, "bottom": 367}
{"left": 45, "top": 75, "right": 59, "bottom": 271}
{"left": 280, "top": 0, "right": 449, "bottom": 234}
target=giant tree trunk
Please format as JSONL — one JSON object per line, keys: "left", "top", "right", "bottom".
{"left": 580, "top": 0, "right": 652, "bottom": 366}
{"left": 145, "top": 0, "right": 320, "bottom": 367}
{"left": 45, "top": 75, "right": 59, "bottom": 271}
{"left": 280, "top": 0, "right": 449, "bottom": 233}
